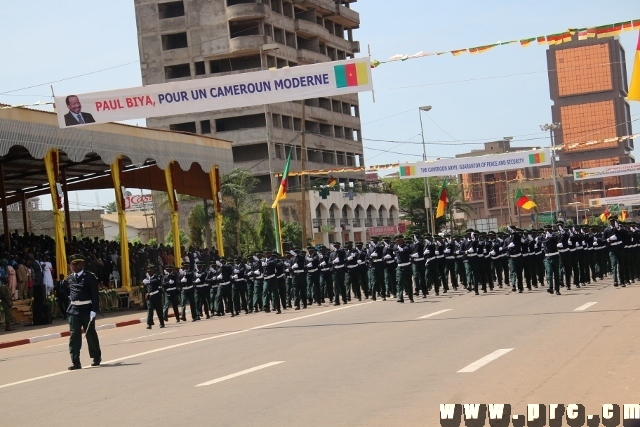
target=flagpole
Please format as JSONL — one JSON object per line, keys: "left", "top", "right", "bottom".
{"left": 277, "top": 204, "right": 284, "bottom": 253}
{"left": 273, "top": 206, "right": 282, "bottom": 254}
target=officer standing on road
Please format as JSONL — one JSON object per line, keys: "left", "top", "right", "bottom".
{"left": 504, "top": 226, "right": 524, "bottom": 293}
{"left": 162, "top": 265, "right": 180, "bottom": 323}
{"left": 291, "top": 247, "right": 308, "bottom": 310}
{"left": 179, "top": 261, "right": 198, "bottom": 322}
{"left": 305, "top": 246, "right": 321, "bottom": 305}
{"left": 330, "top": 242, "right": 348, "bottom": 306}
{"left": 460, "top": 229, "right": 479, "bottom": 295}
{"left": 394, "top": 234, "right": 413, "bottom": 303}
{"left": 194, "top": 261, "right": 210, "bottom": 320}
{"left": 542, "top": 224, "right": 561, "bottom": 295}
{"left": 263, "top": 249, "right": 281, "bottom": 314}
{"left": 410, "top": 235, "right": 426, "bottom": 298}
{"left": 319, "top": 246, "right": 332, "bottom": 303}
{"left": 143, "top": 265, "right": 165, "bottom": 329}
{"left": 603, "top": 215, "right": 625, "bottom": 287}
{"left": 66, "top": 254, "right": 101, "bottom": 370}
{"left": 367, "top": 237, "right": 385, "bottom": 301}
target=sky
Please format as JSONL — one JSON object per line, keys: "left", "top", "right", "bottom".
{"left": 1, "top": 0, "right": 639, "bottom": 210}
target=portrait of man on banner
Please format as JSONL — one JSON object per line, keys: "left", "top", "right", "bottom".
{"left": 64, "top": 95, "right": 96, "bottom": 127}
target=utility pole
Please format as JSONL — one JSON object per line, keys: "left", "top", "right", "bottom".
{"left": 540, "top": 123, "right": 562, "bottom": 220}
{"left": 418, "top": 105, "right": 434, "bottom": 233}
{"left": 300, "top": 101, "right": 307, "bottom": 248}
{"left": 203, "top": 198, "right": 212, "bottom": 250}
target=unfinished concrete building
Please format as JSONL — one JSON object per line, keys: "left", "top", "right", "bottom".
{"left": 134, "top": 0, "right": 365, "bottom": 196}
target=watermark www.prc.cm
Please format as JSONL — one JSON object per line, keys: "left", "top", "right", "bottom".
{"left": 439, "top": 403, "right": 640, "bottom": 426}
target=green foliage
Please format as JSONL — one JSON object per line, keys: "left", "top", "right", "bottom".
{"left": 257, "top": 201, "right": 276, "bottom": 251}
{"left": 165, "top": 229, "right": 189, "bottom": 247}
{"left": 103, "top": 201, "right": 117, "bottom": 214}
{"left": 188, "top": 204, "right": 206, "bottom": 249}
{"left": 131, "top": 236, "right": 142, "bottom": 245}
{"left": 147, "top": 237, "right": 158, "bottom": 246}
{"left": 220, "top": 168, "right": 261, "bottom": 256}
{"left": 281, "top": 221, "right": 302, "bottom": 248}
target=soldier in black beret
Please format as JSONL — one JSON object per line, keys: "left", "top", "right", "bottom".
{"left": 143, "top": 264, "right": 165, "bottom": 329}
{"left": 66, "top": 254, "right": 101, "bottom": 370}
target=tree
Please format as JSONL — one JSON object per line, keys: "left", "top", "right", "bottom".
{"left": 257, "top": 201, "right": 276, "bottom": 251}
{"left": 437, "top": 181, "right": 475, "bottom": 234}
{"left": 281, "top": 221, "right": 302, "bottom": 248}
{"left": 165, "top": 229, "right": 189, "bottom": 247}
{"left": 187, "top": 204, "right": 206, "bottom": 249}
{"left": 220, "top": 169, "right": 261, "bottom": 256}
{"left": 103, "top": 201, "right": 117, "bottom": 214}
{"left": 147, "top": 237, "right": 158, "bottom": 246}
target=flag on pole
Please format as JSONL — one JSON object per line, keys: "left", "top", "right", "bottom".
{"left": 327, "top": 176, "right": 338, "bottom": 187}
{"left": 514, "top": 188, "right": 537, "bottom": 210}
{"left": 272, "top": 148, "right": 292, "bottom": 208}
{"left": 436, "top": 179, "right": 448, "bottom": 218}
{"left": 599, "top": 206, "right": 611, "bottom": 222}
{"left": 629, "top": 32, "right": 640, "bottom": 102}
{"left": 620, "top": 209, "right": 629, "bottom": 221}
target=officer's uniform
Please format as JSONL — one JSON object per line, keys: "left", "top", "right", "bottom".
{"left": 603, "top": 216, "right": 625, "bottom": 286}
{"left": 367, "top": 239, "right": 385, "bottom": 301}
{"left": 542, "top": 225, "right": 560, "bottom": 294}
{"left": 460, "top": 230, "right": 479, "bottom": 294}
{"left": 382, "top": 238, "right": 397, "bottom": 298}
{"left": 504, "top": 227, "right": 524, "bottom": 293}
{"left": 66, "top": 254, "right": 101, "bottom": 370}
{"left": 394, "top": 235, "right": 413, "bottom": 303}
{"left": 329, "top": 243, "right": 347, "bottom": 305}
{"left": 355, "top": 243, "right": 369, "bottom": 299}
{"left": 275, "top": 256, "right": 288, "bottom": 310}
{"left": 410, "top": 237, "right": 426, "bottom": 297}
{"left": 232, "top": 258, "right": 249, "bottom": 314}
{"left": 194, "top": 262, "right": 210, "bottom": 319}
{"left": 216, "top": 260, "right": 235, "bottom": 316}
{"left": 251, "top": 254, "right": 264, "bottom": 312}
{"left": 179, "top": 262, "right": 198, "bottom": 321}
{"left": 0, "top": 282, "right": 13, "bottom": 331}
{"left": 162, "top": 266, "right": 180, "bottom": 322}
{"left": 263, "top": 251, "right": 281, "bottom": 313}
{"left": 144, "top": 266, "right": 165, "bottom": 329}
{"left": 305, "top": 247, "right": 322, "bottom": 305}
{"left": 319, "top": 248, "right": 333, "bottom": 303}
{"left": 291, "top": 249, "right": 308, "bottom": 309}
{"left": 344, "top": 242, "right": 359, "bottom": 301}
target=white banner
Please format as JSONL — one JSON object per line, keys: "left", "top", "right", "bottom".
{"left": 398, "top": 149, "right": 550, "bottom": 179}
{"left": 573, "top": 162, "right": 640, "bottom": 181}
{"left": 125, "top": 194, "right": 153, "bottom": 210}
{"left": 55, "top": 58, "right": 373, "bottom": 129}
{"left": 589, "top": 194, "right": 640, "bottom": 207}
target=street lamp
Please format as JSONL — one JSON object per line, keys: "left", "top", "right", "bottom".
{"left": 419, "top": 105, "right": 434, "bottom": 233}
{"left": 260, "top": 44, "right": 280, "bottom": 197}
{"left": 568, "top": 201, "right": 583, "bottom": 225}
{"left": 540, "top": 122, "right": 562, "bottom": 220}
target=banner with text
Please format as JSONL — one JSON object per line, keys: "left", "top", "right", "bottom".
{"left": 55, "top": 58, "right": 373, "bottom": 129}
{"left": 589, "top": 194, "right": 640, "bottom": 207}
{"left": 398, "top": 149, "right": 550, "bottom": 179}
{"left": 573, "top": 162, "right": 640, "bottom": 181}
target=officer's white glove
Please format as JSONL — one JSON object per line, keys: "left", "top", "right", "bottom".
{"left": 467, "top": 248, "right": 474, "bottom": 253}
{"left": 289, "top": 250, "right": 297, "bottom": 256}
{"left": 546, "top": 232, "right": 552, "bottom": 238}
{"left": 216, "top": 261, "right": 222, "bottom": 267}
{"left": 306, "top": 262, "right": 313, "bottom": 268}
{"left": 568, "top": 239, "right": 572, "bottom": 245}
{"left": 217, "top": 274, "right": 223, "bottom": 280}
{"left": 261, "top": 262, "right": 266, "bottom": 267}
{"left": 384, "top": 254, "right": 392, "bottom": 260}
{"left": 247, "top": 271, "right": 253, "bottom": 276}
{"left": 332, "top": 258, "right": 340, "bottom": 264}
{"left": 357, "top": 260, "right": 364, "bottom": 265}
{"left": 169, "top": 280, "right": 174, "bottom": 284}
{"left": 489, "top": 250, "right": 495, "bottom": 256}
{"left": 557, "top": 242, "right": 563, "bottom": 248}
{"left": 90, "top": 311, "right": 96, "bottom": 321}
{"left": 232, "top": 275, "right": 238, "bottom": 280}
{"left": 484, "top": 249, "right": 488, "bottom": 254}
{"left": 347, "top": 255, "right": 354, "bottom": 261}
{"left": 292, "top": 263, "right": 299, "bottom": 269}
{"left": 233, "top": 269, "right": 239, "bottom": 274}
{"left": 528, "top": 235, "right": 534, "bottom": 242}
{"left": 146, "top": 273, "right": 150, "bottom": 279}
{"left": 424, "top": 249, "right": 430, "bottom": 255}
{"left": 411, "top": 253, "right": 419, "bottom": 258}
{"left": 254, "top": 270, "right": 260, "bottom": 275}
{"left": 608, "top": 235, "right": 617, "bottom": 241}
{"left": 593, "top": 242, "right": 598, "bottom": 246}
{"left": 320, "top": 261, "right": 326, "bottom": 267}
{"left": 444, "top": 248, "right": 450, "bottom": 253}
{"left": 143, "top": 278, "right": 150, "bottom": 284}
{"left": 508, "top": 242, "right": 515, "bottom": 248}
{"left": 455, "top": 250, "right": 460, "bottom": 255}
{"left": 195, "top": 278, "right": 201, "bottom": 283}
{"left": 398, "top": 247, "right": 404, "bottom": 252}
{"left": 521, "top": 238, "right": 526, "bottom": 244}
{"left": 576, "top": 241, "right": 581, "bottom": 247}
{"left": 371, "top": 252, "right": 378, "bottom": 258}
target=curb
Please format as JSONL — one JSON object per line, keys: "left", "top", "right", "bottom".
{"left": 0, "top": 312, "right": 179, "bottom": 350}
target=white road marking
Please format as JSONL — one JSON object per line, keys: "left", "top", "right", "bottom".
{"left": 44, "top": 343, "right": 67, "bottom": 349}
{"left": 29, "top": 333, "right": 63, "bottom": 343}
{"left": 574, "top": 302, "right": 598, "bottom": 311}
{"left": 417, "top": 309, "right": 452, "bottom": 319}
{"left": 195, "top": 361, "right": 285, "bottom": 387}
{"left": 458, "top": 349, "right": 514, "bottom": 373}
{"left": 0, "top": 301, "right": 373, "bottom": 390}
{"left": 123, "top": 330, "right": 176, "bottom": 342}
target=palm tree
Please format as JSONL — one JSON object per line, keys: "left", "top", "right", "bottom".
{"left": 219, "top": 169, "right": 261, "bottom": 256}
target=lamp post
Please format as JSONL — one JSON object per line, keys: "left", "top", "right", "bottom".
{"left": 260, "top": 43, "right": 280, "bottom": 197}
{"left": 540, "top": 122, "right": 562, "bottom": 220}
{"left": 419, "top": 105, "right": 434, "bottom": 234}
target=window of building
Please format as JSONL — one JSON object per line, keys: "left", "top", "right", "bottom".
{"left": 337, "top": 50, "right": 346, "bottom": 60}
{"left": 282, "top": 116, "right": 292, "bottom": 129}
{"left": 353, "top": 129, "right": 360, "bottom": 141}
{"left": 462, "top": 173, "right": 483, "bottom": 202}
{"left": 215, "top": 113, "right": 266, "bottom": 132}
{"left": 271, "top": 113, "right": 281, "bottom": 128}
{"left": 332, "top": 100, "right": 342, "bottom": 113}
{"left": 344, "top": 127, "right": 353, "bottom": 140}
{"left": 169, "top": 122, "right": 196, "bottom": 133}
{"left": 252, "top": 175, "right": 272, "bottom": 193}
{"left": 229, "top": 21, "right": 261, "bottom": 38}
{"left": 158, "top": 1, "right": 185, "bottom": 19}
{"left": 556, "top": 44, "right": 612, "bottom": 97}
{"left": 276, "top": 58, "right": 288, "bottom": 68}
{"left": 319, "top": 123, "right": 332, "bottom": 136}
{"left": 336, "top": 152, "right": 346, "bottom": 165}
{"left": 285, "top": 31, "right": 296, "bottom": 48}
{"left": 232, "top": 143, "right": 269, "bottom": 163}
{"left": 194, "top": 61, "right": 205, "bottom": 76}
{"left": 271, "top": 0, "right": 281, "bottom": 14}
{"left": 335, "top": 24, "right": 344, "bottom": 38}
{"left": 200, "top": 120, "right": 211, "bottom": 134}
{"left": 323, "top": 151, "right": 335, "bottom": 164}
{"left": 319, "top": 98, "right": 331, "bottom": 111}
{"left": 161, "top": 32, "right": 188, "bottom": 50}
{"left": 334, "top": 126, "right": 344, "bottom": 139}
{"left": 274, "top": 144, "right": 284, "bottom": 159}
{"left": 274, "top": 27, "right": 285, "bottom": 44}
{"left": 570, "top": 157, "right": 619, "bottom": 170}
{"left": 282, "top": 1, "right": 294, "bottom": 18}
{"left": 308, "top": 149, "right": 322, "bottom": 163}
{"left": 164, "top": 63, "right": 191, "bottom": 80}
{"left": 263, "top": 23, "right": 273, "bottom": 39}
{"left": 560, "top": 100, "right": 618, "bottom": 152}
{"left": 209, "top": 55, "right": 261, "bottom": 73}
{"left": 324, "top": 19, "right": 335, "bottom": 35}
{"left": 293, "top": 118, "right": 301, "bottom": 131}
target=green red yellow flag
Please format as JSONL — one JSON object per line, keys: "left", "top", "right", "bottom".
{"left": 629, "top": 32, "right": 640, "bottom": 102}
{"left": 515, "top": 188, "right": 537, "bottom": 210}
{"left": 436, "top": 179, "right": 448, "bottom": 218}
{"left": 272, "top": 148, "right": 292, "bottom": 208}
{"left": 327, "top": 176, "right": 338, "bottom": 187}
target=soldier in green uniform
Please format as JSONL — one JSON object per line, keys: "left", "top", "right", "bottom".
{"left": 179, "top": 261, "right": 198, "bottom": 321}
{"left": 542, "top": 224, "right": 561, "bottom": 295}
{"left": 394, "top": 235, "right": 414, "bottom": 303}
{"left": 162, "top": 265, "right": 180, "bottom": 322}
{"left": 367, "top": 237, "right": 385, "bottom": 301}
{"left": 194, "top": 261, "right": 210, "bottom": 319}
{"left": 143, "top": 265, "right": 165, "bottom": 329}
{"left": 0, "top": 281, "right": 14, "bottom": 332}
{"left": 66, "top": 254, "right": 101, "bottom": 370}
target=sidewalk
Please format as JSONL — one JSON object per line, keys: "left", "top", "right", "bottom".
{"left": 0, "top": 307, "right": 178, "bottom": 350}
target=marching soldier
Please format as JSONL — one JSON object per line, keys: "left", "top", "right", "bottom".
{"left": 460, "top": 229, "right": 479, "bottom": 295}
{"left": 356, "top": 242, "right": 369, "bottom": 299}
{"left": 291, "top": 247, "right": 308, "bottom": 310}
{"left": 143, "top": 265, "right": 165, "bottom": 329}
{"left": 330, "top": 242, "right": 348, "bottom": 306}
{"left": 410, "top": 235, "right": 427, "bottom": 297}
{"left": 434, "top": 236, "right": 448, "bottom": 293}
{"left": 252, "top": 252, "right": 264, "bottom": 312}
{"left": 306, "top": 246, "right": 322, "bottom": 305}
{"left": 263, "top": 249, "right": 281, "bottom": 314}
{"left": 276, "top": 254, "right": 288, "bottom": 310}
{"left": 179, "top": 261, "right": 198, "bottom": 322}
{"left": 542, "top": 224, "right": 561, "bottom": 295}
{"left": 284, "top": 252, "right": 295, "bottom": 307}
{"left": 382, "top": 236, "right": 397, "bottom": 298}
{"left": 194, "top": 261, "right": 210, "bottom": 319}
{"left": 319, "top": 246, "right": 333, "bottom": 303}
{"left": 424, "top": 234, "right": 439, "bottom": 294}
{"left": 504, "top": 226, "right": 524, "bottom": 293}
{"left": 603, "top": 215, "right": 625, "bottom": 287}
{"left": 443, "top": 234, "right": 458, "bottom": 291}
{"left": 345, "top": 241, "right": 359, "bottom": 301}
{"left": 453, "top": 235, "right": 467, "bottom": 290}
{"left": 556, "top": 220, "right": 572, "bottom": 289}
{"left": 367, "top": 237, "right": 385, "bottom": 301}
{"left": 488, "top": 232, "right": 504, "bottom": 288}
{"left": 215, "top": 258, "right": 235, "bottom": 316}
{"left": 66, "top": 254, "right": 101, "bottom": 370}
{"left": 394, "top": 235, "right": 413, "bottom": 303}
{"left": 244, "top": 255, "right": 254, "bottom": 312}
{"left": 162, "top": 265, "right": 180, "bottom": 322}
{"left": 232, "top": 257, "right": 249, "bottom": 315}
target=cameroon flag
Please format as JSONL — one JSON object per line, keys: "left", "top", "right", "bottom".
{"left": 515, "top": 188, "right": 536, "bottom": 210}
{"left": 436, "top": 179, "right": 448, "bottom": 218}
{"left": 272, "top": 149, "right": 292, "bottom": 208}
{"left": 629, "top": 32, "right": 640, "bottom": 102}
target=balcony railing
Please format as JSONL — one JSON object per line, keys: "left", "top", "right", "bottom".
{"left": 376, "top": 218, "right": 384, "bottom": 226}
{"left": 313, "top": 219, "right": 323, "bottom": 227}
{"left": 387, "top": 218, "right": 396, "bottom": 226}
{"left": 340, "top": 219, "right": 350, "bottom": 227}
{"left": 352, "top": 218, "right": 361, "bottom": 227}
{"left": 364, "top": 219, "right": 373, "bottom": 227}
{"left": 327, "top": 218, "right": 336, "bottom": 227}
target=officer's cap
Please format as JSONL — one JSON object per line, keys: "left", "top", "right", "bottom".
{"left": 543, "top": 224, "right": 553, "bottom": 230}
{"left": 394, "top": 235, "right": 404, "bottom": 240}
{"left": 383, "top": 236, "right": 391, "bottom": 241}
{"left": 235, "top": 257, "right": 242, "bottom": 262}
{"left": 556, "top": 219, "right": 565, "bottom": 225}
{"left": 332, "top": 241, "right": 342, "bottom": 246}
{"left": 307, "top": 246, "right": 315, "bottom": 250}
{"left": 465, "top": 228, "right": 474, "bottom": 234}
{"left": 265, "top": 248, "right": 273, "bottom": 253}
{"left": 197, "top": 261, "right": 206, "bottom": 266}
{"left": 220, "top": 258, "right": 227, "bottom": 263}
{"left": 355, "top": 241, "right": 364, "bottom": 246}
{"left": 181, "top": 261, "right": 190, "bottom": 266}
{"left": 609, "top": 215, "right": 618, "bottom": 221}
{"left": 487, "top": 231, "right": 496, "bottom": 235}
{"left": 68, "top": 254, "right": 85, "bottom": 264}
{"left": 371, "top": 236, "right": 380, "bottom": 241}
{"left": 147, "top": 264, "right": 158, "bottom": 271}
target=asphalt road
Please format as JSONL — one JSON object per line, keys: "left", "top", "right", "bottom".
{"left": 1, "top": 278, "right": 639, "bottom": 426}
